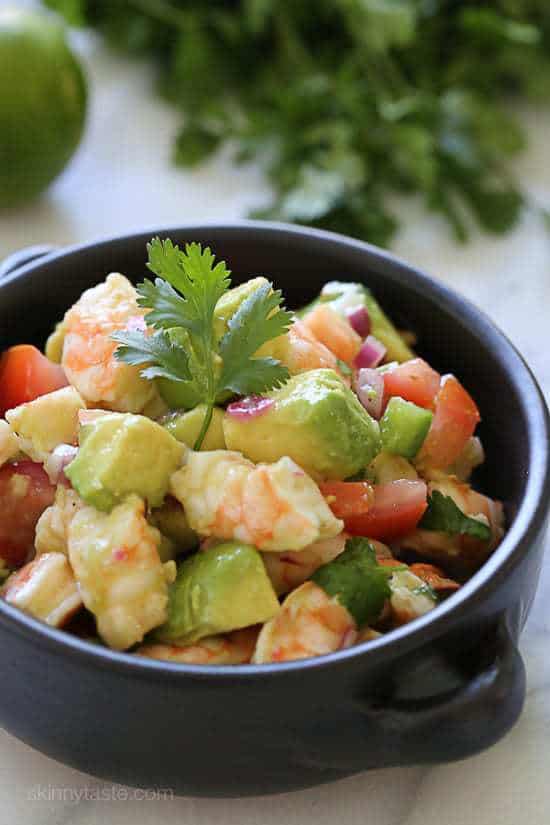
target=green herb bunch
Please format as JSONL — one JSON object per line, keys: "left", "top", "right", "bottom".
{"left": 113, "top": 238, "right": 292, "bottom": 449}
{"left": 46, "top": 0, "right": 550, "bottom": 245}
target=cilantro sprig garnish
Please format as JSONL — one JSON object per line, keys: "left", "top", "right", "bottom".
{"left": 113, "top": 238, "right": 292, "bottom": 449}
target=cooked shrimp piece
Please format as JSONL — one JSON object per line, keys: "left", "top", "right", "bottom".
{"left": 61, "top": 273, "right": 160, "bottom": 413}
{"left": 408, "top": 563, "right": 460, "bottom": 593}
{"left": 35, "top": 486, "right": 85, "bottom": 556}
{"left": 137, "top": 627, "right": 259, "bottom": 665}
{"left": 253, "top": 581, "right": 356, "bottom": 663}
{"left": 0, "top": 420, "right": 19, "bottom": 467}
{"left": 302, "top": 304, "right": 362, "bottom": 365}
{"left": 389, "top": 569, "right": 437, "bottom": 625}
{"left": 67, "top": 494, "right": 170, "bottom": 650}
{"left": 400, "top": 472, "right": 504, "bottom": 570}
{"left": 263, "top": 533, "right": 346, "bottom": 595}
{"left": 446, "top": 436, "right": 484, "bottom": 481}
{"left": 170, "top": 452, "right": 343, "bottom": 552}
{"left": 2, "top": 552, "right": 82, "bottom": 628}
{"left": 285, "top": 320, "right": 339, "bottom": 374}
{"left": 356, "top": 626, "right": 382, "bottom": 644}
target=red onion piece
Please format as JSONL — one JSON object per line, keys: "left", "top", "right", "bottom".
{"left": 355, "top": 368, "right": 384, "bottom": 419}
{"left": 226, "top": 395, "right": 275, "bottom": 419}
{"left": 354, "top": 335, "right": 387, "bottom": 369}
{"left": 44, "top": 444, "right": 78, "bottom": 485}
{"left": 346, "top": 305, "right": 371, "bottom": 337}
{"left": 126, "top": 315, "right": 147, "bottom": 332}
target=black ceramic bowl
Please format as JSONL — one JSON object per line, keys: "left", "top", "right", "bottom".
{"left": 0, "top": 222, "right": 549, "bottom": 797}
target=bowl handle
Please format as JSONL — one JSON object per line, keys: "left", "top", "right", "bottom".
{"left": 360, "top": 620, "right": 526, "bottom": 764}
{"left": 0, "top": 245, "right": 59, "bottom": 280}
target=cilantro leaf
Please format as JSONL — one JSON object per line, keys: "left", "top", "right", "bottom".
{"left": 312, "top": 537, "right": 391, "bottom": 627}
{"left": 112, "top": 329, "right": 191, "bottom": 383}
{"left": 146, "top": 238, "right": 231, "bottom": 329}
{"left": 218, "top": 282, "right": 292, "bottom": 396}
{"left": 136, "top": 277, "right": 193, "bottom": 333}
{"left": 419, "top": 491, "right": 492, "bottom": 540}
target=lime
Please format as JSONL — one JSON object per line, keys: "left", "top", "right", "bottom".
{"left": 0, "top": 7, "right": 87, "bottom": 209}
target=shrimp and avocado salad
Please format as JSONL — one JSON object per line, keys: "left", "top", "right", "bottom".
{"left": 0, "top": 239, "right": 504, "bottom": 665}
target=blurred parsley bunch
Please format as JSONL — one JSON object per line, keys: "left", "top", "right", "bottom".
{"left": 45, "top": 0, "right": 550, "bottom": 245}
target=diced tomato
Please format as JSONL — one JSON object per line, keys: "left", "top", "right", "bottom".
{"left": 319, "top": 481, "right": 375, "bottom": 521}
{"left": 0, "top": 461, "right": 56, "bottom": 568}
{"left": 383, "top": 358, "right": 441, "bottom": 409}
{"left": 343, "top": 480, "right": 428, "bottom": 541}
{"left": 416, "top": 375, "right": 480, "bottom": 469}
{"left": 0, "top": 345, "right": 68, "bottom": 416}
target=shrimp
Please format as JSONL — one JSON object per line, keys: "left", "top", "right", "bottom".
{"left": 388, "top": 568, "right": 437, "bottom": 625}
{"left": 253, "top": 581, "right": 356, "bottom": 663}
{"left": 67, "top": 494, "right": 171, "bottom": 650}
{"left": 400, "top": 471, "right": 504, "bottom": 571}
{"left": 262, "top": 533, "right": 346, "bottom": 595}
{"left": 302, "top": 304, "right": 362, "bottom": 365}
{"left": 170, "top": 452, "right": 343, "bottom": 552}
{"left": 408, "top": 563, "right": 460, "bottom": 593}
{"left": 355, "top": 626, "right": 382, "bottom": 644}
{"left": 61, "top": 273, "right": 160, "bottom": 413}
{"left": 0, "top": 420, "right": 19, "bottom": 467}
{"left": 35, "top": 486, "right": 85, "bottom": 556}
{"left": 2, "top": 552, "right": 82, "bottom": 628}
{"left": 137, "top": 627, "right": 259, "bottom": 665}
{"left": 284, "top": 320, "right": 340, "bottom": 374}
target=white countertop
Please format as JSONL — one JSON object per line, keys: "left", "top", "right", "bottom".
{"left": 1, "top": 7, "right": 549, "bottom": 823}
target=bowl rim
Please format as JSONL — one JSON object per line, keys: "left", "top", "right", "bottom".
{"left": 1, "top": 219, "right": 549, "bottom": 680}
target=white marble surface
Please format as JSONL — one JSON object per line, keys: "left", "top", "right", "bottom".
{"left": 1, "top": 4, "right": 549, "bottom": 823}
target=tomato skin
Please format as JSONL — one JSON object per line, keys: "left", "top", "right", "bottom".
{"left": 319, "top": 481, "right": 375, "bottom": 520}
{"left": 383, "top": 358, "right": 441, "bottom": 409}
{"left": 416, "top": 375, "right": 480, "bottom": 469}
{"left": 344, "top": 480, "right": 428, "bottom": 541}
{"left": 0, "top": 461, "right": 56, "bottom": 568}
{"left": 0, "top": 345, "right": 68, "bottom": 416}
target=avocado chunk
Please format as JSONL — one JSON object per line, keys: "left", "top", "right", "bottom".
{"left": 213, "top": 277, "right": 269, "bottom": 338}
{"left": 162, "top": 404, "right": 226, "bottom": 450}
{"left": 150, "top": 497, "right": 198, "bottom": 553}
{"left": 300, "top": 281, "right": 413, "bottom": 363}
{"left": 45, "top": 320, "right": 66, "bottom": 363}
{"left": 6, "top": 386, "right": 85, "bottom": 462}
{"left": 223, "top": 368, "right": 381, "bottom": 480}
{"left": 154, "top": 542, "right": 280, "bottom": 644}
{"left": 66, "top": 413, "right": 184, "bottom": 512}
{"left": 380, "top": 397, "right": 433, "bottom": 459}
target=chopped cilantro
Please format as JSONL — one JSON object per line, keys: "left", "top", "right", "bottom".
{"left": 419, "top": 490, "right": 492, "bottom": 541}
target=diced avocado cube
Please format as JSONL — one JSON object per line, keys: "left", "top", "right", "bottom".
{"left": 213, "top": 277, "right": 270, "bottom": 339}
{"left": 150, "top": 497, "right": 198, "bottom": 554}
{"left": 380, "top": 397, "right": 433, "bottom": 459}
{"left": 369, "top": 451, "right": 418, "bottom": 483}
{"left": 154, "top": 542, "right": 280, "bottom": 644}
{"left": 300, "top": 281, "right": 413, "bottom": 363}
{"left": 6, "top": 386, "right": 85, "bottom": 462}
{"left": 45, "top": 320, "right": 66, "bottom": 363}
{"left": 223, "top": 368, "right": 381, "bottom": 480}
{"left": 66, "top": 413, "right": 184, "bottom": 512}
{"left": 162, "top": 404, "right": 226, "bottom": 450}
